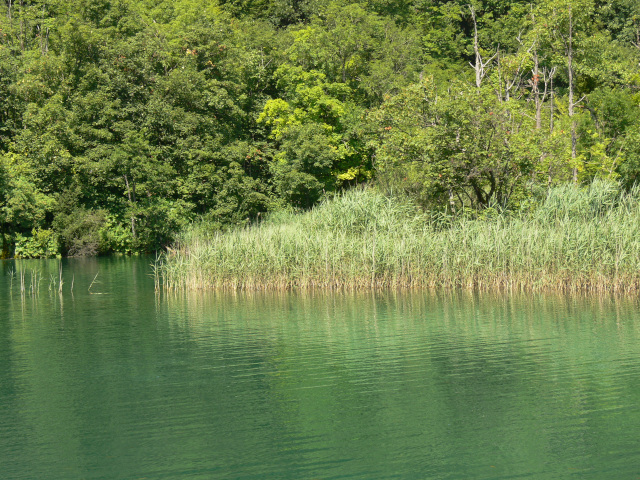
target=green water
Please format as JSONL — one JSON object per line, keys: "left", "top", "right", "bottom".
{"left": 1, "top": 258, "right": 640, "bottom": 479}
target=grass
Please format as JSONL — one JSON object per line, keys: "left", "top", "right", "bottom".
{"left": 7, "top": 261, "right": 72, "bottom": 296}
{"left": 158, "top": 180, "right": 640, "bottom": 293}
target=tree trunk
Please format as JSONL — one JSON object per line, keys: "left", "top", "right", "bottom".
{"left": 549, "top": 74, "right": 554, "bottom": 133}
{"left": 39, "top": 2, "right": 49, "bottom": 55}
{"left": 471, "top": 6, "right": 482, "bottom": 90}
{"left": 124, "top": 174, "right": 137, "bottom": 239}
{"left": 468, "top": 6, "right": 497, "bottom": 93}
{"left": 1, "top": 228, "right": 8, "bottom": 259}
{"left": 19, "top": 0, "right": 25, "bottom": 51}
{"left": 533, "top": 51, "right": 541, "bottom": 130}
{"left": 567, "top": 6, "right": 578, "bottom": 183}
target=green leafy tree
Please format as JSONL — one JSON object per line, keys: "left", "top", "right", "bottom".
{"left": 0, "top": 152, "right": 55, "bottom": 256}
{"left": 371, "top": 78, "right": 536, "bottom": 210}
{"left": 259, "top": 64, "right": 370, "bottom": 205}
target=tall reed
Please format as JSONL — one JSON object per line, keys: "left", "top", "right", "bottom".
{"left": 159, "top": 181, "right": 640, "bottom": 292}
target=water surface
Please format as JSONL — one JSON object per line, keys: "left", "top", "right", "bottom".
{"left": 1, "top": 257, "right": 639, "bottom": 479}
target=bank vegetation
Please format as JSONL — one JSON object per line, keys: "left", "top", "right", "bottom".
{"left": 159, "top": 181, "right": 640, "bottom": 292}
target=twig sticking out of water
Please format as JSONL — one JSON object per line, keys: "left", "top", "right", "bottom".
{"left": 88, "top": 271, "right": 99, "bottom": 293}
{"left": 58, "top": 264, "right": 64, "bottom": 294}
{"left": 88, "top": 271, "right": 107, "bottom": 294}
{"left": 28, "top": 269, "right": 41, "bottom": 296}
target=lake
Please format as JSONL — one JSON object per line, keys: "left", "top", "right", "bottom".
{"left": 1, "top": 257, "right": 639, "bottom": 479}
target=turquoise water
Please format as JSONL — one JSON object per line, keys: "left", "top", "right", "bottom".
{"left": 1, "top": 257, "right": 640, "bottom": 479}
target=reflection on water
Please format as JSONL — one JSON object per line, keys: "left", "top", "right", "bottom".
{"left": 1, "top": 258, "right": 640, "bottom": 479}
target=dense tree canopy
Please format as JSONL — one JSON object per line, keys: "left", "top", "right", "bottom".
{"left": 0, "top": 0, "right": 638, "bottom": 257}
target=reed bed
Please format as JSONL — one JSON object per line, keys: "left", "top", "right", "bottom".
{"left": 7, "top": 261, "right": 73, "bottom": 296}
{"left": 159, "top": 181, "right": 640, "bottom": 292}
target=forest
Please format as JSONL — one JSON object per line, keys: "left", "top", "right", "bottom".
{"left": 0, "top": 0, "right": 639, "bottom": 258}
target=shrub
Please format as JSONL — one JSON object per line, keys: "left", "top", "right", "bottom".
{"left": 53, "top": 208, "right": 108, "bottom": 256}
{"left": 14, "top": 228, "right": 60, "bottom": 258}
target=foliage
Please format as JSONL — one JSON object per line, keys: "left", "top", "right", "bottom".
{"left": 0, "top": 0, "right": 638, "bottom": 257}
{"left": 53, "top": 207, "right": 108, "bottom": 256}
{"left": 371, "top": 79, "right": 537, "bottom": 210}
{"left": 14, "top": 228, "right": 60, "bottom": 259}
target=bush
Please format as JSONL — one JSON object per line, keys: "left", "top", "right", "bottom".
{"left": 14, "top": 228, "right": 60, "bottom": 258}
{"left": 53, "top": 208, "right": 108, "bottom": 256}
{"left": 99, "top": 217, "right": 135, "bottom": 255}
